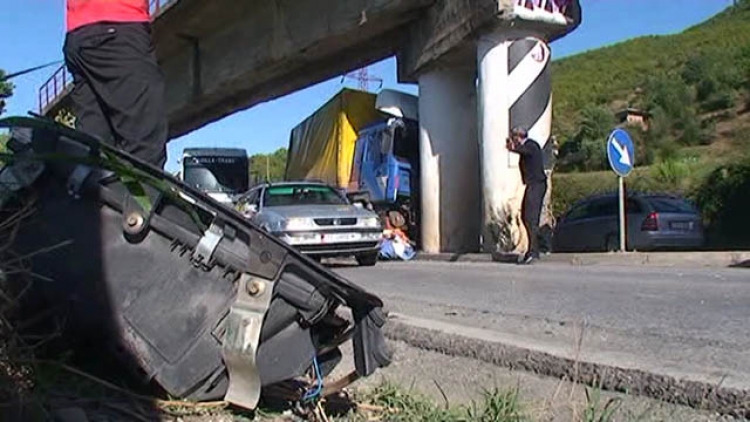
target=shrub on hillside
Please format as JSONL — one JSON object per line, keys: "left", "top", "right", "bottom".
{"left": 651, "top": 159, "right": 690, "bottom": 191}
{"left": 700, "top": 90, "right": 737, "bottom": 113}
{"left": 678, "top": 118, "right": 705, "bottom": 146}
{"left": 624, "top": 125, "right": 655, "bottom": 166}
{"left": 642, "top": 74, "right": 694, "bottom": 122}
{"left": 557, "top": 105, "right": 614, "bottom": 172}
{"left": 691, "top": 159, "right": 750, "bottom": 249}
{"left": 681, "top": 55, "right": 711, "bottom": 85}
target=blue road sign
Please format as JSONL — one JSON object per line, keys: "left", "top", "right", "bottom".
{"left": 607, "top": 128, "right": 635, "bottom": 177}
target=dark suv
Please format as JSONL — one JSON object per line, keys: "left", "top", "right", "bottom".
{"left": 553, "top": 193, "right": 705, "bottom": 252}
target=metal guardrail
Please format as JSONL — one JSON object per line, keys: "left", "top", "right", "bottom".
{"left": 38, "top": 0, "right": 176, "bottom": 114}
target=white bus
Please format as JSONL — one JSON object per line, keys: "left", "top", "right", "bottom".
{"left": 181, "top": 148, "right": 249, "bottom": 205}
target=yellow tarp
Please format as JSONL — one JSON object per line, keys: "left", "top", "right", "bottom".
{"left": 285, "top": 88, "right": 383, "bottom": 188}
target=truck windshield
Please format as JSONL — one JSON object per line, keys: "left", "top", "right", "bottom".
{"left": 264, "top": 185, "right": 348, "bottom": 207}
{"left": 183, "top": 156, "right": 248, "bottom": 194}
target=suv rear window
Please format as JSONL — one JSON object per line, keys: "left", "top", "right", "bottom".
{"left": 647, "top": 197, "right": 695, "bottom": 214}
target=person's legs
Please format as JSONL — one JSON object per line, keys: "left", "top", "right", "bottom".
{"left": 521, "top": 185, "right": 534, "bottom": 262}
{"left": 64, "top": 22, "right": 168, "bottom": 168}
{"left": 526, "top": 182, "right": 547, "bottom": 259}
{"left": 64, "top": 31, "right": 114, "bottom": 146}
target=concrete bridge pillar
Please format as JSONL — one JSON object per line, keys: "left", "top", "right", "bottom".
{"left": 418, "top": 66, "right": 481, "bottom": 254}
{"left": 477, "top": 31, "right": 552, "bottom": 254}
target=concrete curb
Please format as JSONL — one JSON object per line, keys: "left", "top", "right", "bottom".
{"left": 412, "top": 251, "right": 750, "bottom": 268}
{"left": 383, "top": 313, "right": 750, "bottom": 419}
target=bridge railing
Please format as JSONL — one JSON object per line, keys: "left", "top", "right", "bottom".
{"left": 38, "top": 0, "right": 177, "bottom": 114}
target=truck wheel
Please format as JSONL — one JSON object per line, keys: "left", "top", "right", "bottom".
{"left": 355, "top": 252, "right": 378, "bottom": 267}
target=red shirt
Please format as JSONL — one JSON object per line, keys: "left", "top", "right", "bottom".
{"left": 67, "top": 0, "right": 150, "bottom": 32}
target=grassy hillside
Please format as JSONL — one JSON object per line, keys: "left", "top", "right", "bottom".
{"left": 551, "top": 0, "right": 750, "bottom": 139}
{"left": 548, "top": 1, "right": 750, "bottom": 248}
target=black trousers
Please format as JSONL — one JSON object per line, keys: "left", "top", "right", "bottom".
{"left": 521, "top": 181, "right": 547, "bottom": 258}
{"left": 63, "top": 22, "right": 168, "bottom": 168}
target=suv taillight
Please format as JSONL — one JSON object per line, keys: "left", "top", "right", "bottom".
{"left": 641, "top": 212, "right": 659, "bottom": 231}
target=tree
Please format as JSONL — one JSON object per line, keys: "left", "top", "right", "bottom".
{"left": 577, "top": 105, "right": 614, "bottom": 142}
{"left": 557, "top": 105, "right": 614, "bottom": 172}
{"left": 642, "top": 74, "right": 694, "bottom": 122}
{"left": 0, "top": 68, "right": 14, "bottom": 116}
{"left": 249, "top": 148, "right": 287, "bottom": 184}
{"left": 681, "top": 55, "right": 711, "bottom": 85}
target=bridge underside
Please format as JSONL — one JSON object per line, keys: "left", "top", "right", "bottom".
{"left": 155, "top": 0, "right": 435, "bottom": 139}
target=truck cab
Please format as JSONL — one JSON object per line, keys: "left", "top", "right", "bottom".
{"left": 350, "top": 118, "right": 416, "bottom": 204}
{"left": 348, "top": 90, "right": 420, "bottom": 243}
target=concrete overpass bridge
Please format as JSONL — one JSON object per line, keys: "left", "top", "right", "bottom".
{"left": 39, "top": 0, "right": 582, "bottom": 255}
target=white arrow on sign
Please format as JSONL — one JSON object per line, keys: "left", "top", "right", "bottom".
{"left": 611, "top": 137, "right": 631, "bottom": 166}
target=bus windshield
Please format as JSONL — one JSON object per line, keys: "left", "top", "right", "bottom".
{"left": 183, "top": 155, "right": 248, "bottom": 194}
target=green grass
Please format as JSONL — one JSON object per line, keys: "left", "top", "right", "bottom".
{"left": 322, "top": 382, "right": 665, "bottom": 422}
{"left": 337, "top": 382, "right": 525, "bottom": 422}
{"left": 581, "top": 387, "right": 623, "bottom": 422}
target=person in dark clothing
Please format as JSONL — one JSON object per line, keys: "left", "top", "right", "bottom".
{"left": 64, "top": 0, "right": 168, "bottom": 168}
{"left": 506, "top": 127, "right": 548, "bottom": 265}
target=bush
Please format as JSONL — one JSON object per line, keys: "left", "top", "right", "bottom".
{"left": 557, "top": 105, "right": 614, "bottom": 172}
{"left": 626, "top": 125, "right": 655, "bottom": 167}
{"left": 579, "top": 138, "right": 608, "bottom": 171}
{"left": 682, "top": 55, "right": 711, "bottom": 85}
{"left": 700, "top": 90, "right": 737, "bottom": 113}
{"left": 696, "top": 77, "right": 718, "bottom": 102}
{"left": 678, "top": 118, "right": 704, "bottom": 146}
{"left": 650, "top": 159, "right": 690, "bottom": 191}
{"left": 691, "top": 159, "right": 750, "bottom": 249}
{"left": 642, "top": 74, "right": 695, "bottom": 122}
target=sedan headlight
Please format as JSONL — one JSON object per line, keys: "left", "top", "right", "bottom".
{"left": 361, "top": 217, "right": 381, "bottom": 228}
{"left": 283, "top": 218, "right": 316, "bottom": 231}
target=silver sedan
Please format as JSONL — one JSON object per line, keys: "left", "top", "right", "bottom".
{"left": 235, "top": 181, "right": 383, "bottom": 266}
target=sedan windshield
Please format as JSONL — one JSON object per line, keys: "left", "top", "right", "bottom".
{"left": 263, "top": 185, "right": 348, "bottom": 207}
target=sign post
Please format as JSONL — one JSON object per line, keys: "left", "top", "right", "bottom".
{"left": 606, "top": 128, "right": 635, "bottom": 252}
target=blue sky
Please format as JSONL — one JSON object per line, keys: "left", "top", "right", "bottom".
{"left": 0, "top": 0, "right": 735, "bottom": 173}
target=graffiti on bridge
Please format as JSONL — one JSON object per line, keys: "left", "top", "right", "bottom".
{"left": 513, "top": 0, "right": 577, "bottom": 26}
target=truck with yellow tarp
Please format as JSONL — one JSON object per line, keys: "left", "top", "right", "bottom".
{"left": 285, "top": 88, "right": 420, "bottom": 244}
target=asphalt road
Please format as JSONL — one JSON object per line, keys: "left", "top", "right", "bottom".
{"left": 333, "top": 260, "right": 750, "bottom": 390}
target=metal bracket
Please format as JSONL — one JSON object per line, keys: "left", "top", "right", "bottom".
{"left": 66, "top": 165, "right": 93, "bottom": 199}
{"left": 222, "top": 274, "right": 275, "bottom": 410}
{"left": 191, "top": 222, "right": 224, "bottom": 267}
{"left": 122, "top": 189, "right": 162, "bottom": 241}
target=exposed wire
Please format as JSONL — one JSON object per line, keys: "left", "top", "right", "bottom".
{"left": 302, "top": 356, "right": 323, "bottom": 402}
